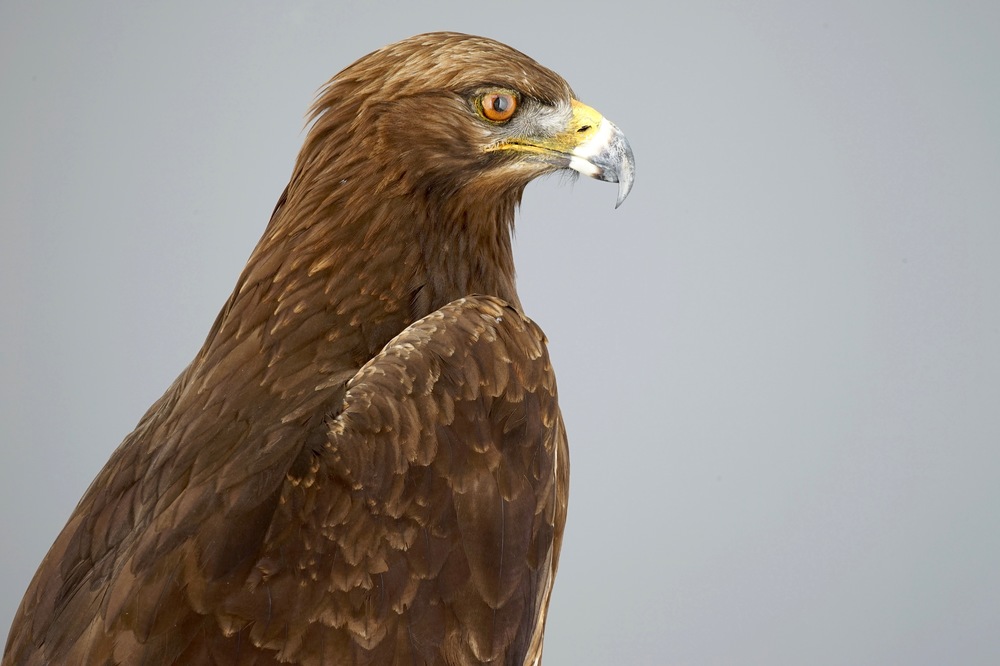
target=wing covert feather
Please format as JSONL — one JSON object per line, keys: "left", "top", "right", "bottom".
{"left": 244, "top": 294, "right": 568, "bottom": 665}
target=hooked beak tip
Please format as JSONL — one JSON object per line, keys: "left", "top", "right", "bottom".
{"left": 613, "top": 131, "right": 635, "bottom": 208}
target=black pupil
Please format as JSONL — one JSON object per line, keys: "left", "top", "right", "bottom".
{"left": 492, "top": 95, "right": 510, "bottom": 113}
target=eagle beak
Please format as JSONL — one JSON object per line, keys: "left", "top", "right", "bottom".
{"left": 487, "top": 99, "right": 635, "bottom": 207}
{"left": 564, "top": 100, "right": 635, "bottom": 208}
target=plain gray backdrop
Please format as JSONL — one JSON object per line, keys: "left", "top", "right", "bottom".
{"left": 2, "top": 1, "right": 998, "bottom": 664}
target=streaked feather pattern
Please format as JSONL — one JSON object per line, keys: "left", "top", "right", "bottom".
{"left": 3, "top": 33, "right": 598, "bottom": 665}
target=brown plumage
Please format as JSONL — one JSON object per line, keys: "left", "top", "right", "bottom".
{"left": 3, "top": 33, "right": 633, "bottom": 665}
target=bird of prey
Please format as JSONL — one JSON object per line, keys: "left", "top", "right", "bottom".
{"left": 3, "top": 32, "right": 634, "bottom": 665}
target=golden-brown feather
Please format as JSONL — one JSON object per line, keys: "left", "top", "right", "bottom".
{"left": 4, "top": 33, "right": 576, "bottom": 666}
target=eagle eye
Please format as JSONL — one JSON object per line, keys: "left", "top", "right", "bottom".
{"left": 478, "top": 91, "right": 518, "bottom": 123}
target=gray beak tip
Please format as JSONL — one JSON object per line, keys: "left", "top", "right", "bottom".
{"left": 596, "top": 120, "right": 635, "bottom": 209}
{"left": 614, "top": 147, "right": 635, "bottom": 209}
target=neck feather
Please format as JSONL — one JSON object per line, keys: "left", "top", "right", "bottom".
{"left": 205, "top": 166, "right": 523, "bottom": 380}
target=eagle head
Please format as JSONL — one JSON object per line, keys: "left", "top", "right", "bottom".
{"left": 299, "top": 32, "right": 634, "bottom": 212}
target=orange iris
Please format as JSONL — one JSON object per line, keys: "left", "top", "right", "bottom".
{"left": 481, "top": 92, "right": 518, "bottom": 122}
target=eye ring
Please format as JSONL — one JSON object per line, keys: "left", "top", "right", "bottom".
{"left": 479, "top": 91, "right": 518, "bottom": 122}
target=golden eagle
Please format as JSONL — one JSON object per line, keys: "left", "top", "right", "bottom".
{"left": 3, "top": 33, "right": 634, "bottom": 665}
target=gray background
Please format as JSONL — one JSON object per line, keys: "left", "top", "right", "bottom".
{"left": 2, "top": 2, "right": 998, "bottom": 664}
